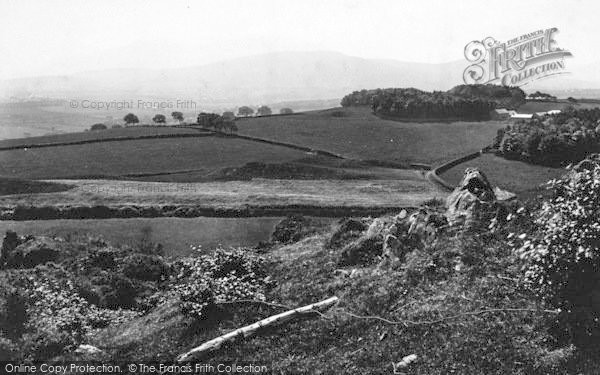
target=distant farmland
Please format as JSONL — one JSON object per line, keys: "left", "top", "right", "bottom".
{"left": 0, "top": 126, "right": 205, "bottom": 149}
{"left": 0, "top": 136, "right": 311, "bottom": 180}
{"left": 237, "top": 107, "right": 505, "bottom": 165}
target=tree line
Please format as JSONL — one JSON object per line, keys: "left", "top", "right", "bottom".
{"left": 496, "top": 107, "right": 600, "bottom": 166}
{"left": 89, "top": 106, "right": 294, "bottom": 131}
{"left": 341, "top": 85, "right": 526, "bottom": 121}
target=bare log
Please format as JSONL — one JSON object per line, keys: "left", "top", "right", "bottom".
{"left": 176, "top": 296, "right": 339, "bottom": 362}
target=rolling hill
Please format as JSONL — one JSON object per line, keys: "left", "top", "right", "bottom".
{"left": 0, "top": 51, "right": 466, "bottom": 104}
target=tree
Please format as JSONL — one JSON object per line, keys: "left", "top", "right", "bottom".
{"left": 124, "top": 113, "right": 139, "bottom": 126}
{"left": 279, "top": 108, "right": 293, "bottom": 115}
{"left": 90, "top": 123, "right": 107, "bottom": 131}
{"left": 567, "top": 97, "right": 578, "bottom": 103}
{"left": 238, "top": 106, "right": 254, "bottom": 117}
{"left": 171, "top": 111, "right": 184, "bottom": 124}
{"left": 222, "top": 111, "right": 236, "bottom": 120}
{"left": 152, "top": 114, "right": 166, "bottom": 124}
{"left": 257, "top": 106, "right": 272, "bottom": 116}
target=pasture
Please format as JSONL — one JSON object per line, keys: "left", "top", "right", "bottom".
{"left": 440, "top": 153, "right": 566, "bottom": 196}
{"left": 237, "top": 107, "right": 506, "bottom": 165}
{"left": 0, "top": 126, "right": 204, "bottom": 149}
{"left": 0, "top": 217, "right": 288, "bottom": 258}
{"left": 0, "top": 136, "right": 312, "bottom": 180}
{"left": 0, "top": 177, "right": 442, "bottom": 210}
{"left": 517, "top": 100, "right": 600, "bottom": 114}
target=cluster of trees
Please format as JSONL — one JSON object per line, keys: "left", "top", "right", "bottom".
{"left": 497, "top": 107, "right": 600, "bottom": 166}
{"left": 197, "top": 112, "right": 238, "bottom": 133}
{"left": 237, "top": 106, "right": 293, "bottom": 117}
{"left": 90, "top": 105, "right": 293, "bottom": 131}
{"left": 341, "top": 85, "right": 525, "bottom": 120}
{"left": 527, "top": 91, "right": 557, "bottom": 101}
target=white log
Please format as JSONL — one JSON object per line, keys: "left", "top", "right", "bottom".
{"left": 176, "top": 296, "right": 339, "bottom": 362}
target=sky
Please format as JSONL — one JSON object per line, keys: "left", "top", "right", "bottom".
{"left": 1, "top": 0, "right": 599, "bottom": 80}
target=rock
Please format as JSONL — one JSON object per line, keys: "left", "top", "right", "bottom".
{"left": 493, "top": 187, "right": 516, "bottom": 201}
{"left": 75, "top": 344, "right": 103, "bottom": 355}
{"left": 394, "top": 354, "right": 418, "bottom": 370}
{"left": 380, "top": 234, "right": 405, "bottom": 267}
{"left": 365, "top": 218, "right": 386, "bottom": 238}
{"left": 6, "top": 237, "right": 61, "bottom": 268}
{"left": 406, "top": 209, "right": 447, "bottom": 243}
{"left": 445, "top": 168, "right": 498, "bottom": 227}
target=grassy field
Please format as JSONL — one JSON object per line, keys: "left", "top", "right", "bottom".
{"left": 236, "top": 107, "right": 505, "bottom": 165}
{"left": 0, "top": 176, "right": 443, "bottom": 209}
{"left": 517, "top": 100, "right": 600, "bottom": 113}
{"left": 0, "top": 126, "right": 205, "bottom": 149}
{"left": 0, "top": 136, "right": 314, "bottom": 180}
{"left": 440, "top": 153, "right": 566, "bottom": 196}
{"left": 0, "top": 217, "right": 287, "bottom": 258}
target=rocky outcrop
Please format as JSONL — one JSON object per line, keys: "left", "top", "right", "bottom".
{"left": 336, "top": 209, "right": 448, "bottom": 267}
{"left": 445, "top": 168, "right": 498, "bottom": 227}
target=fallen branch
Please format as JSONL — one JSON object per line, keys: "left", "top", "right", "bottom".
{"left": 176, "top": 296, "right": 339, "bottom": 362}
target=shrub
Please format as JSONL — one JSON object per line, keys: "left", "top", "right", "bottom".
{"left": 515, "top": 162, "right": 600, "bottom": 347}
{"left": 90, "top": 123, "right": 107, "bottom": 131}
{"left": 174, "top": 248, "right": 272, "bottom": 320}
{"left": 122, "top": 253, "right": 170, "bottom": 282}
{"left": 271, "top": 215, "right": 315, "bottom": 244}
{"left": 339, "top": 236, "right": 383, "bottom": 266}
{"left": 327, "top": 218, "right": 367, "bottom": 248}
{"left": 97, "top": 274, "right": 138, "bottom": 309}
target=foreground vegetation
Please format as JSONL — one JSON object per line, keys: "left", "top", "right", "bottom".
{"left": 2, "top": 158, "right": 600, "bottom": 372}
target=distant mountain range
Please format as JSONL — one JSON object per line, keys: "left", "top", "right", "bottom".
{"left": 3, "top": 51, "right": 600, "bottom": 105}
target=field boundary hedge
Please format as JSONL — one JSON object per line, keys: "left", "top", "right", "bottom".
{"left": 0, "top": 132, "right": 214, "bottom": 151}
{"left": 0, "top": 204, "right": 418, "bottom": 221}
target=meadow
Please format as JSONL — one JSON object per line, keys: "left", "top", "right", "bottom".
{"left": 237, "top": 107, "right": 506, "bottom": 165}
{"left": 0, "top": 136, "right": 311, "bottom": 180}
{"left": 0, "top": 176, "right": 441, "bottom": 210}
{"left": 0, "top": 217, "right": 288, "bottom": 258}
{"left": 516, "top": 99, "right": 600, "bottom": 113}
{"left": 440, "top": 153, "right": 566, "bottom": 196}
{"left": 0, "top": 126, "right": 205, "bottom": 149}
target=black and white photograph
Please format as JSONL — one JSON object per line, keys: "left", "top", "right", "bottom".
{"left": 1, "top": 0, "right": 600, "bottom": 373}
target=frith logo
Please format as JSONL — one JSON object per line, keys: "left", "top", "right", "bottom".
{"left": 463, "top": 28, "right": 572, "bottom": 86}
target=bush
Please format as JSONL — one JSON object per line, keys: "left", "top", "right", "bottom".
{"left": 271, "top": 215, "right": 315, "bottom": 244}
{"left": 90, "top": 123, "right": 107, "bottom": 131}
{"left": 515, "top": 161, "right": 600, "bottom": 347}
{"left": 339, "top": 236, "right": 383, "bottom": 266}
{"left": 122, "top": 253, "right": 170, "bottom": 281}
{"left": 174, "top": 248, "right": 272, "bottom": 320}
{"left": 327, "top": 218, "right": 367, "bottom": 248}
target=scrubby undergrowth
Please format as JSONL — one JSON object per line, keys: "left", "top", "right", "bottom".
{"left": 2, "top": 205, "right": 600, "bottom": 373}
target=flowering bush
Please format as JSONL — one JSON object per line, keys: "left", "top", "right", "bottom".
{"left": 11, "top": 266, "right": 139, "bottom": 360}
{"left": 173, "top": 248, "right": 273, "bottom": 320}
{"left": 515, "top": 162, "right": 600, "bottom": 346}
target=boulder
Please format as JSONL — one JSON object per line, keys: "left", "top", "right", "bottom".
{"left": 75, "top": 344, "right": 104, "bottom": 355}
{"left": 445, "top": 168, "right": 498, "bottom": 227}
